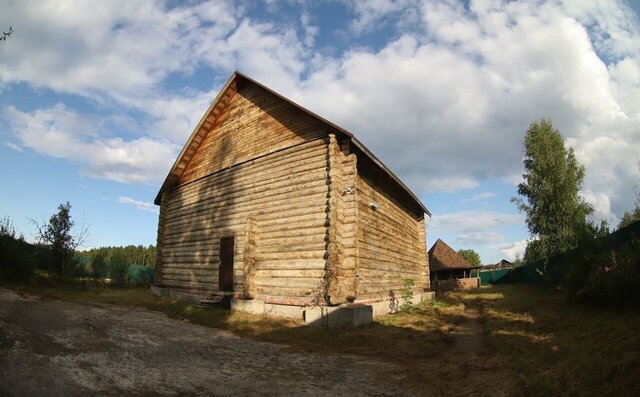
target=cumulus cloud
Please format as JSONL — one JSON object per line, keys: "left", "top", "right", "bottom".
{"left": 117, "top": 196, "right": 159, "bottom": 213}
{"left": 4, "top": 105, "right": 180, "bottom": 184}
{"left": 454, "top": 231, "right": 504, "bottom": 246}
{"left": 462, "top": 192, "right": 496, "bottom": 202}
{"left": 0, "top": 0, "right": 240, "bottom": 97}
{"left": 499, "top": 239, "right": 528, "bottom": 262}
{"left": 290, "top": 0, "right": 640, "bottom": 224}
{"left": 1, "top": 0, "right": 639, "bottom": 240}
{"left": 428, "top": 211, "right": 522, "bottom": 235}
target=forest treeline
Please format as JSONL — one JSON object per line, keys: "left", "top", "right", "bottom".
{"left": 80, "top": 245, "right": 156, "bottom": 268}
{"left": 1, "top": 214, "right": 156, "bottom": 286}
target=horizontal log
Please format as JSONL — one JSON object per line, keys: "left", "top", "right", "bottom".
{"left": 255, "top": 286, "right": 315, "bottom": 297}
{"left": 254, "top": 269, "right": 325, "bottom": 278}
{"left": 254, "top": 277, "right": 320, "bottom": 289}
{"left": 255, "top": 250, "right": 325, "bottom": 261}
{"left": 173, "top": 140, "right": 328, "bottom": 204}
{"left": 256, "top": 259, "right": 326, "bottom": 270}
{"left": 167, "top": 162, "right": 329, "bottom": 217}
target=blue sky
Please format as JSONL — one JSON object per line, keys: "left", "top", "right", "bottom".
{"left": 1, "top": 0, "right": 640, "bottom": 264}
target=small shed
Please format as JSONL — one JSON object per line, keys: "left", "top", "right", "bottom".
{"left": 428, "top": 239, "right": 481, "bottom": 290}
{"left": 152, "top": 71, "right": 433, "bottom": 322}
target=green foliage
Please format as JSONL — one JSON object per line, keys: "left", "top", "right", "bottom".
{"left": 617, "top": 208, "right": 640, "bottom": 229}
{"left": 512, "top": 119, "right": 593, "bottom": 263}
{"left": 91, "top": 252, "right": 108, "bottom": 282}
{"left": 127, "top": 264, "right": 154, "bottom": 286}
{"left": 400, "top": 278, "right": 415, "bottom": 312}
{"left": 0, "top": 217, "right": 36, "bottom": 282}
{"left": 457, "top": 248, "right": 481, "bottom": 265}
{"left": 566, "top": 235, "right": 640, "bottom": 307}
{"left": 79, "top": 245, "right": 156, "bottom": 286}
{"left": 109, "top": 251, "right": 130, "bottom": 287}
{"left": 618, "top": 162, "right": 640, "bottom": 230}
{"left": 81, "top": 244, "right": 156, "bottom": 268}
{"left": 33, "top": 202, "right": 88, "bottom": 277}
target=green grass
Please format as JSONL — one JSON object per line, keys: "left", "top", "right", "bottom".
{"left": 451, "top": 285, "right": 640, "bottom": 396}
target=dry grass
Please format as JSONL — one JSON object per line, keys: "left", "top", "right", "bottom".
{"left": 9, "top": 275, "right": 637, "bottom": 395}
{"left": 5, "top": 275, "right": 465, "bottom": 362}
{"left": 452, "top": 285, "right": 640, "bottom": 396}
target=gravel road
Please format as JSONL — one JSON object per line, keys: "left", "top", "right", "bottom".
{"left": 0, "top": 288, "right": 412, "bottom": 396}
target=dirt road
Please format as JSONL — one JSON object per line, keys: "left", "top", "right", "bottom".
{"left": 0, "top": 288, "right": 419, "bottom": 396}
{"left": 0, "top": 288, "right": 517, "bottom": 396}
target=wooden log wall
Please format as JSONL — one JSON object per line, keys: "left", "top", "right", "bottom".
{"left": 326, "top": 136, "right": 359, "bottom": 304}
{"left": 157, "top": 138, "right": 330, "bottom": 297}
{"left": 178, "top": 83, "right": 326, "bottom": 185}
{"left": 355, "top": 170, "right": 428, "bottom": 299}
{"left": 154, "top": 193, "right": 168, "bottom": 285}
{"left": 417, "top": 217, "right": 430, "bottom": 289}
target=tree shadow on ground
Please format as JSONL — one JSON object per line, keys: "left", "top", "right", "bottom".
{"left": 457, "top": 284, "right": 640, "bottom": 397}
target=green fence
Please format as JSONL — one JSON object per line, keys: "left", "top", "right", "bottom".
{"left": 479, "top": 268, "right": 511, "bottom": 285}
{"left": 497, "top": 220, "right": 640, "bottom": 286}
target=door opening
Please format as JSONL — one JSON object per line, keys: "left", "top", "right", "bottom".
{"left": 219, "top": 236, "right": 235, "bottom": 292}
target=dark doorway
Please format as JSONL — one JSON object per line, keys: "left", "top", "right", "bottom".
{"left": 219, "top": 236, "right": 235, "bottom": 292}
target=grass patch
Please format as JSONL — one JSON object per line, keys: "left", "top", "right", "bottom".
{"left": 465, "top": 284, "right": 640, "bottom": 396}
{"left": 2, "top": 274, "right": 465, "bottom": 362}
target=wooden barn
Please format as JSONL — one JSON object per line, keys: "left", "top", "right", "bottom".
{"left": 428, "top": 239, "right": 481, "bottom": 290}
{"left": 153, "top": 71, "right": 432, "bottom": 321}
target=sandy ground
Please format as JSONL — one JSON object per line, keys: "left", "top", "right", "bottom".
{"left": 0, "top": 289, "right": 517, "bottom": 396}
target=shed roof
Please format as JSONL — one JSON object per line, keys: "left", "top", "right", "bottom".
{"left": 154, "top": 71, "right": 430, "bottom": 216}
{"left": 428, "top": 239, "right": 480, "bottom": 271}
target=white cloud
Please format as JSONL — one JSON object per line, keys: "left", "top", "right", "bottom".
{"left": 499, "top": 239, "right": 528, "bottom": 262}
{"left": 1, "top": 0, "right": 639, "bottom": 229}
{"left": 346, "top": 0, "right": 422, "bottom": 34}
{"left": 462, "top": 192, "right": 496, "bottom": 202}
{"left": 454, "top": 231, "right": 503, "bottom": 246}
{"left": 290, "top": 0, "right": 640, "bottom": 219}
{"left": 582, "top": 189, "right": 616, "bottom": 226}
{"left": 117, "top": 196, "right": 159, "bottom": 214}
{"left": 5, "top": 105, "right": 180, "bottom": 184}
{"left": 4, "top": 142, "right": 23, "bottom": 152}
{"left": 428, "top": 211, "right": 522, "bottom": 235}
{"left": 0, "top": 0, "right": 240, "bottom": 98}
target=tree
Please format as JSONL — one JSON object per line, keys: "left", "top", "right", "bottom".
{"left": 512, "top": 119, "right": 593, "bottom": 263}
{"left": 457, "top": 249, "right": 481, "bottom": 265}
{"left": 617, "top": 162, "right": 640, "bottom": 229}
{"left": 32, "top": 202, "right": 88, "bottom": 276}
{"left": 91, "top": 252, "right": 108, "bottom": 282}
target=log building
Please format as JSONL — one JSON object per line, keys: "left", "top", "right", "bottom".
{"left": 153, "top": 72, "right": 432, "bottom": 320}
{"left": 428, "top": 239, "right": 481, "bottom": 291}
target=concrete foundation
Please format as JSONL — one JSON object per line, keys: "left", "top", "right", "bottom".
{"left": 151, "top": 286, "right": 435, "bottom": 327}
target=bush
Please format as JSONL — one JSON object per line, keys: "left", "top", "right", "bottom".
{"left": 566, "top": 236, "right": 640, "bottom": 308}
{"left": 400, "top": 278, "right": 415, "bottom": 312}
{"left": 0, "top": 217, "right": 36, "bottom": 282}
{"left": 127, "top": 264, "right": 154, "bottom": 286}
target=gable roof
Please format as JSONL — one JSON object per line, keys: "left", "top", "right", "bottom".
{"left": 154, "top": 71, "right": 430, "bottom": 216}
{"left": 428, "top": 239, "right": 480, "bottom": 271}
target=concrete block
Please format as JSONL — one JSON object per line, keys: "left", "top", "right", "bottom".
{"left": 305, "top": 305, "right": 373, "bottom": 327}
{"left": 263, "top": 303, "right": 305, "bottom": 319}
{"left": 231, "top": 299, "right": 265, "bottom": 314}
